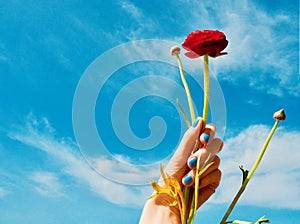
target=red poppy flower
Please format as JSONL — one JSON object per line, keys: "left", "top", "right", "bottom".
{"left": 182, "top": 30, "right": 228, "bottom": 58}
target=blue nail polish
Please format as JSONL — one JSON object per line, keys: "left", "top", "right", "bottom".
{"left": 192, "top": 118, "right": 200, "bottom": 127}
{"left": 188, "top": 157, "right": 197, "bottom": 168}
{"left": 183, "top": 175, "right": 193, "bottom": 185}
{"left": 203, "top": 133, "right": 210, "bottom": 142}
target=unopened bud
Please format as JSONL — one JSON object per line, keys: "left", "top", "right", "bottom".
{"left": 170, "top": 45, "right": 181, "bottom": 56}
{"left": 273, "top": 109, "right": 286, "bottom": 121}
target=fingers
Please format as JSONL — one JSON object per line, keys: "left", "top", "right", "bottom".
{"left": 165, "top": 118, "right": 223, "bottom": 188}
{"left": 187, "top": 138, "right": 223, "bottom": 170}
{"left": 199, "top": 167, "right": 221, "bottom": 189}
{"left": 197, "top": 164, "right": 222, "bottom": 208}
{"left": 163, "top": 117, "right": 204, "bottom": 179}
{"left": 206, "top": 137, "right": 224, "bottom": 155}
{"left": 199, "top": 156, "right": 221, "bottom": 180}
{"left": 182, "top": 156, "right": 221, "bottom": 187}
{"left": 181, "top": 119, "right": 223, "bottom": 187}
{"left": 197, "top": 182, "right": 220, "bottom": 208}
{"left": 182, "top": 162, "right": 222, "bottom": 208}
{"left": 199, "top": 124, "right": 216, "bottom": 146}
{"left": 175, "top": 119, "right": 219, "bottom": 160}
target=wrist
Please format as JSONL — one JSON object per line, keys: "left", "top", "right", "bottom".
{"left": 139, "top": 194, "right": 181, "bottom": 224}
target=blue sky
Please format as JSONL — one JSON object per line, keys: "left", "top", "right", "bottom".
{"left": 0, "top": 0, "right": 299, "bottom": 223}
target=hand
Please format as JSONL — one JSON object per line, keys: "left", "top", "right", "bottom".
{"left": 139, "top": 117, "right": 223, "bottom": 224}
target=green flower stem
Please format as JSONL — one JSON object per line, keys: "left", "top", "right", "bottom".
{"left": 187, "top": 154, "right": 213, "bottom": 224}
{"left": 175, "top": 54, "right": 196, "bottom": 124}
{"left": 183, "top": 186, "right": 190, "bottom": 223}
{"left": 220, "top": 120, "right": 280, "bottom": 224}
{"left": 202, "top": 54, "right": 209, "bottom": 126}
{"left": 176, "top": 99, "right": 191, "bottom": 128}
{"left": 187, "top": 193, "right": 196, "bottom": 224}
{"left": 175, "top": 53, "right": 196, "bottom": 223}
{"left": 187, "top": 154, "right": 204, "bottom": 224}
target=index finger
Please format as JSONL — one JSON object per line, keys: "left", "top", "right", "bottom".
{"left": 193, "top": 123, "right": 217, "bottom": 153}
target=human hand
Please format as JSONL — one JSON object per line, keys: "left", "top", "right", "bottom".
{"left": 164, "top": 117, "right": 223, "bottom": 207}
{"left": 139, "top": 117, "right": 223, "bottom": 224}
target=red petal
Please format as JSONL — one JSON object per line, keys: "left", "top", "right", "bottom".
{"left": 185, "top": 51, "right": 201, "bottom": 58}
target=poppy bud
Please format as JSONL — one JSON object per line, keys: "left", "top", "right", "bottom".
{"left": 273, "top": 109, "right": 286, "bottom": 121}
{"left": 170, "top": 45, "right": 181, "bottom": 56}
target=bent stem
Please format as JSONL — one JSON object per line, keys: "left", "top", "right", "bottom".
{"left": 220, "top": 120, "right": 280, "bottom": 224}
{"left": 202, "top": 54, "right": 209, "bottom": 126}
{"left": 176, "top": 99, "right": 191, "bottom": 128}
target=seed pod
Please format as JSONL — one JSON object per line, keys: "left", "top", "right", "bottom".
{"left": 273, "top": 109, "right": 286, "bottom": 121}
{"left": 170, "top": 45, "right": 181, "bottom": 56}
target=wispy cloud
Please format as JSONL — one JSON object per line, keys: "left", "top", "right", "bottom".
{"left": 119, "top": 1, "right": 143, "bottom": 20}
{"left": 215, "top": 124, "right": 300, "bottom": 209}
{"left": 8, "top": 113, "right": 300, "bottom": 209}
{"left": 117, "top": 0, "right": 157, "bottom": 40}
{"left": 101, "top": 0, "right": 299, "bottom": 97}
{"left": 8, "top": 114, "right": 154, "bottom": 207}
{"left": 177, "top": 0, "right": 299, "bottom": 97}
{"left": 39, "top": 34, "right": 73, "bottom": 69}
{"left": 30, "top": 171, "right": 65, "bottom": 197}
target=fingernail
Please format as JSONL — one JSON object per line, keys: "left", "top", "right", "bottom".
{"left": 183, "top": 175, "right": 193, "bottom": 185}
{"left": 192, "top": 117, "right": 200, "bottom": 127}
{"left": 188, "top": 157, "right": 197, "bottom": 168}
{"left": 203, "top": 133, "right": 210, "bottom": 143}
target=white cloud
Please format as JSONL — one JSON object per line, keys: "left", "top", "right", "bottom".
{"left": 119, "top": 1, "right": 143, "bottom": 21}
{"left": 9, "top": 114, "right": 300, "bottom": 209}
{"left": 92, "top": 155, "right": 159, "bottom": 184}
{"left": 30, "top": 171, "right": 65, "bottom": 197}
{"left": 214, "top": 124, "right": 300, "bottom": 209}
{"left": 8, "top": 115, "right": 154, "bottom": 207}
{"left": 107, "top": 0, "right": 299, "bottom": 97}
{"left": 175, "top": 0, "right": 299, "bottom": 97}
{"left": 117, "top": 0, "right": 157, "bottom": 41}
{"left": 68, "top": 15, "right": 119, "bottom": 47}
